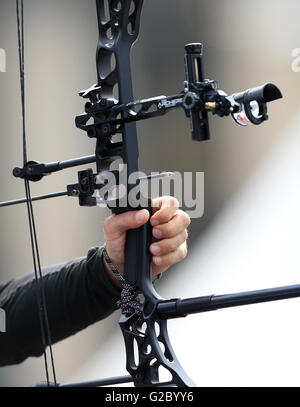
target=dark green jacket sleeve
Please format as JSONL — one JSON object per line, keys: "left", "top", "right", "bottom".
{"left": 0, "top": 246, "right": 121, "bottom": 366}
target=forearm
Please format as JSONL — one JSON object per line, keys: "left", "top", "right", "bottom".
{"left": 0, "top": 246, "right": 121, "bottom": 366}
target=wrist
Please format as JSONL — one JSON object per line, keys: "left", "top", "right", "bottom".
{"left": 102, "top": 248, "right": 122, "bottom": 290}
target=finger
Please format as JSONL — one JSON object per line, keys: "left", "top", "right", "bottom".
{"left": 152, "top": 242, "right": 188, "bottom": 268}
{"left": 151, "top": 197, "right": 179, "bottom": 226}
{"left": 152, "top": 209, "right": 190, "bottom": 239}
{"left": 150, "top": 230, "right": 188, "bottom": 256}
{"left": 104, "top": 209, "right": 150, "bottom": 241}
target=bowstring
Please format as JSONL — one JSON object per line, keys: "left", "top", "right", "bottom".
{"left": 16, "top": 0, "right": 57, "bottom": 386}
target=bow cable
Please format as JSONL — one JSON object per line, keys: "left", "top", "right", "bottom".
{"left": 16, "top": 0, "right": 57, "bottom": 386}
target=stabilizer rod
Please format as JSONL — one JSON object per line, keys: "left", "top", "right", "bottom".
{"left": 157, "top": 283, "right": 300, "bottom": 319}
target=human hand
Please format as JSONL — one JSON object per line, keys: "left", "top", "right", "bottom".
{"left": 103, "top": 197, "right": 190, "bottom": 287}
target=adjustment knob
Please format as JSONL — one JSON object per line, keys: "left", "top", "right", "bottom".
{"left": 185, "top": 43, "right": 203, "bottom": 54}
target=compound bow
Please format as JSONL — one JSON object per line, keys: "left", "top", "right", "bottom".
{"left": 2, "top": 0, "right": 300, "bottom": 387}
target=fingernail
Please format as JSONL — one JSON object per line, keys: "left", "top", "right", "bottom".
{"left": 154, "top": 257, "right": 162, "bottom": 265}
{"left": 151, "top": 245, "right": 161, "bottom": 254}
{"left": 136, "top": 210, "right": 145, "bottom": 224}
{"left": 153, "top": 228, "right": 162, "bottom": 238}
{"left": 151, "top": 219, "right": 159, "bottom": 226}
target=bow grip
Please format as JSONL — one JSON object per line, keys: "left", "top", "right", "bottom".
{"left": 111, "top": 204, "right": 153, "bottom": 288}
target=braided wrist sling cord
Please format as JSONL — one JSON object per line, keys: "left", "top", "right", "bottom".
{"left": 102, "top": 246, "right": 142, "bottom": 316}
{"left": 102, "top": 246, "right": 161, "bottom": 316}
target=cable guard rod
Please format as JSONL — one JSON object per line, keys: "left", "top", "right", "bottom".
{"left": 13, "top": 154, "right": 97, "bottom": 182}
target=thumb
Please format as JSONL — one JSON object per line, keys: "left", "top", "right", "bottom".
{"left": 104, "top": 209, "right": 150, "bottom": 240}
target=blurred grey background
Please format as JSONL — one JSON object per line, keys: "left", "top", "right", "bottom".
{"left": 0, "top": 0, "right": 300, "bottom": 386}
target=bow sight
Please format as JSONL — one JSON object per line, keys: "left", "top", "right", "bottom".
{"left": 75, "top": 42, "right": 282, "bottom": 145}
{"left": 3, "top": 0, "right": 300, "bottom": 388}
